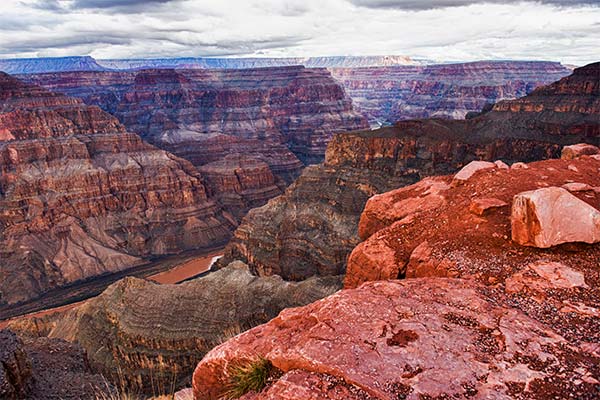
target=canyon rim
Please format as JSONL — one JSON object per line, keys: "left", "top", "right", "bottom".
{"left": 1, "top": 1, "right": 599, "bottom": 399}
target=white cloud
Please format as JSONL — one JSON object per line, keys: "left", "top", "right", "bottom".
{"left": 1, "top": 0, "right": 598, "bottom": 65}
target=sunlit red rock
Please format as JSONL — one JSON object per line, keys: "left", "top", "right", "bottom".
{"left": 511, "top": 186, "right": 600, "bottom": 248}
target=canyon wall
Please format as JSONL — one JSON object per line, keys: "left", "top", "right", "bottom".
{"left": 0, "top": 56, "right": 106, "bottom": 75}
{"left": 218, "top": 62, "right": 600, "bottom": 281}
{"left": 10, "top": 262, "right": 342, "bottom": 394}
{"left": 330, "top": 61, "right": 572, "bottom": 126}
{"left": 1, "top": 55, "right": 422, "bottom": 75}
{"left": 0, "top": 72, "right": 234, "bottom": 313}
{"left": 24, "top": 66, "right": 369, "bottom": 166}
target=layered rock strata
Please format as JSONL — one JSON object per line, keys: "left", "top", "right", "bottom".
{"left": 330, "top": 61, "right": 571, "bottom": 126}
{"left": 10, "top": 262, "right": 342, "bottom": 394}
{"left": 0, "top": 72, "right": 234, "bottom": 310}
{"left": 24, "top": 67, "right": 369, "bottom": 165}
{"left": 219, "top": 63, "right": 600, "bottom": 281}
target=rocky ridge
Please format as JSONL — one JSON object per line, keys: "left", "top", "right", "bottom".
{"left": 218, "top": 62, "right": 600, "bottom": 281}
{"left": 0, "top": 329, "right": 110, "bottom": 399}
{"left": 10, "top": 262, "right": 342, "bottom": 393}
{"left": 192, "top": 153, "right": 600, "bottom": 400}
{"left": 0, "top": 72, "right": 233, "bottom": 312}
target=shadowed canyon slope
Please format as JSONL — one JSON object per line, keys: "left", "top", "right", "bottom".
{"left": 9, "top": 262, "right": 342, "bottom": 393}
{"left": 330, "top": 61, "right": 571, "bottom": 126}
{"left": 23, "top": 66, "right": 369, "bottom": 166}
{"left": 0, "top": 329, "right": 111, "bottom": 399}
{"left": 219, "top": 62, "right": 600, "bottom": 281}
{"left": 192, "top": 155, "right": 600, "bottom": 400}
{"left": 0, "top": 72, "right": 234, "bottom": 313}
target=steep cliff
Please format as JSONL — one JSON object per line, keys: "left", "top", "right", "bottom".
{"left": 330, "top": 61, "right": 572, "bottom": 126}
{"left": 24, "top": 66, "right": 368, "bottom": 165}
{"left": 11, "top": 262, "right": 341, "bottom": 394}
{"left": 219, "top": 62, "right": 600, "bottom": 280}
{"left": 0, "top": 72, "right": 234, "bottom": 313}
{"left": 192, "top": 155, "right": 600, "bottom": 400}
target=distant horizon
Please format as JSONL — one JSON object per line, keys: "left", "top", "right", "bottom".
{"left": 0, "top": 54, "right": 586, "bottom": 67}
{"left": 2, "top": 1, "right": 598, "bottom": 66}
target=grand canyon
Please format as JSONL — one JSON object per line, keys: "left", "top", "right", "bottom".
{"left": 1, "top": 1, "right": 599, "bottom": 399}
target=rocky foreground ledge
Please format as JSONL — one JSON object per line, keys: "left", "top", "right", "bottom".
{"left": 192, "top": 151, "right": 600, "bottom": 399}
{"left": 9, "top": 262, "right": 342, "bottom": 393}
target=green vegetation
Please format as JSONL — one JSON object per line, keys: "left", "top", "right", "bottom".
{"left": 223, "top": 357, "right": 280, "bottom": 399}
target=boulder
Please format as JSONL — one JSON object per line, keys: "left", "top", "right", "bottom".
{"left": 511, "top": 187, "right": 600, "bottom": 248}
{"left": 469, "top": 197, "right": 508, "bottom": 216}
{"left": 453, "top": 160, "right": 496, "bottom": 182}
{"left": 561, "top": 143, "right": 600, "bottom": 160}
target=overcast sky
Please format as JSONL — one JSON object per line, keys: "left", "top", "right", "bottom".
{"left": 1, "top": 0, "right": 598, "bottom": 65}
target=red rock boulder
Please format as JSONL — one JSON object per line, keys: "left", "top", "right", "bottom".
{"left": 511, "top": 186, "right": 600, "bottom": 248}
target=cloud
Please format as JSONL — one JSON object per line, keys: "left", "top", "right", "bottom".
{"left": 348, "top": 0, "right": 600, "bottom": 10}
{"left": 0, "top": 0, "right": 598, "bottom": 65}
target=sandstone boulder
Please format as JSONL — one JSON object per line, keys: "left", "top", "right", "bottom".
{"left": 453, "top": 160, "right": 496, "bottom": 182}
{"left": 561, "top": 143, "right": 600, "bottom": 160}
{"left": 469, "top": 197, "right": 508, "bottom": 216}
{"left": 511, "top": 186, "right": 600, "bottom": 248}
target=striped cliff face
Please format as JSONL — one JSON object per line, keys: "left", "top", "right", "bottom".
{"left": 0, "top": 72, "right": 234, "bottom": 310}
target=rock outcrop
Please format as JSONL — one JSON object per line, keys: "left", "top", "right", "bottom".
{"left": 348, "top": 156, "right": 600, "bottom": 287}
{"left": 192, "top": 278, "right": 600, "bottom": 400}
{"left": 193, "top": 154, "right": 600, "bottom": 400}
{"left": 219, "top": 63, "right": 600, "bottom": 281}
{"left": 0, "top": 329, "right": 110, "bottom": 400}
{"left": 330, "top": 61, "right": 571, "bottom": 126}
{"left": 24, "top": 66, "right": 368, "bottom": 165}
{"left": 0, "top": 72, "right": 234, "bottom": 313}
{"left": 11, "top": 262, "right": 341, "bottom": 394}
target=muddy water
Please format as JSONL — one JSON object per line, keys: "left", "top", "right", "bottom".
{"left": 0, "top": 251, "right": 224, "bottom": 329}
{"left": 148, "top": 252, "right": 223, "bottom": 284}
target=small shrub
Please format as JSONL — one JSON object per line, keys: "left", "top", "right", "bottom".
{"left": 222, "top": 357, "right": 280, "bottom": 399}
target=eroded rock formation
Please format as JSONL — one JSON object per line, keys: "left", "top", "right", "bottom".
{"left": 24, "top": 66, "right": 368, "bottom": 165}
{"left": 0, "top": 72, "right": 234, "bottom": 312}
{"left": 10, "top": 262, "right": 341, "bottom": 393}
{"left": 330, "top": 61, "right": 571, "bottom": 126}
{"left": 219, "top": 63, "right": 600, "bottom": 281}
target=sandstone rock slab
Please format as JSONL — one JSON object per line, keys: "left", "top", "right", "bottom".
{"left": 511, "top": 186, "right": 600, "bottom": 248}
{"left": 192, "top": 279, "right": 599, "bottom": 400}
